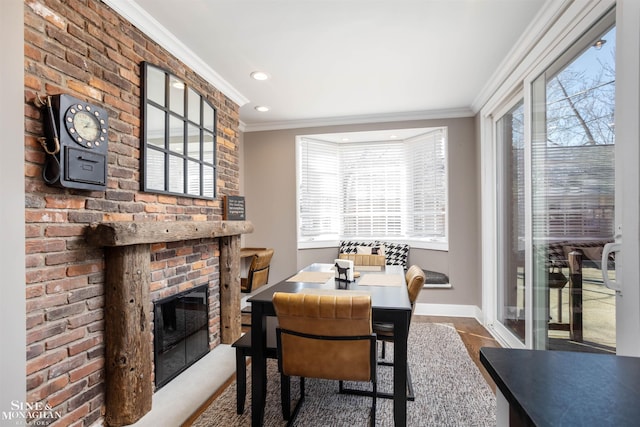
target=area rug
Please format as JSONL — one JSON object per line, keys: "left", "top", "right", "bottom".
{"left": 191, "top": 323, "right": 496, "bottom": 426}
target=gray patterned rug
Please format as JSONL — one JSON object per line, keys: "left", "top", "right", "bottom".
{"left": 192, "top": 323, "right": 496, "bottom": 426}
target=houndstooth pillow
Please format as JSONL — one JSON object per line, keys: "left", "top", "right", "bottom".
{"left": 339, "top": 240, "right": 377, "bottom": 254}
{"left": 339, "top": 240, "right": 410, "bottom": 269}
{"left": 379, "top": 242, "right": 409, "bottom": 269}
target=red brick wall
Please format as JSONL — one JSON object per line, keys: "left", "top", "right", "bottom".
{"left": 23, "top": 1, "right": 239, "bottom": 425}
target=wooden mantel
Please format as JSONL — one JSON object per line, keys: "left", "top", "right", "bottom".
{"left": 85, "top": 220, "right": 253, "bottom": 426}
{"left": 86, "top": 219, "right": 253, "bottom": 246}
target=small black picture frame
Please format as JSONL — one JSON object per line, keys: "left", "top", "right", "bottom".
{"left": 224, "top": 195, "right": 246, "bottom": 220}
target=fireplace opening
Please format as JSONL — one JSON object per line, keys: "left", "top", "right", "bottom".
{"left": 153, "top": 284, "right": 209, "bottom": 389}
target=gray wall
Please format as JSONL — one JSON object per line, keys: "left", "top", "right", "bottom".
{"left": 242, "top": 116, "right": 480, "bottom": 307}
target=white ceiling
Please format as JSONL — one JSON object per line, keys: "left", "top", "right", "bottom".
{"left": 112, "top": 0, "right": 547, "bottom": 132}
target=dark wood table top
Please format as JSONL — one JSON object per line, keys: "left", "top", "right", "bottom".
{"left": 248, "top": 263, "right": 411, "bottom": 312}
{"left": 480, "top": 347, "right": 640, "bottom": 427}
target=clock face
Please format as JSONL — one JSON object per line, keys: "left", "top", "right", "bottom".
{"left": 64, "top": 102, "right": 108, "bottom": 148}
{"left": 73, "top": 111, "right": 100, "bottom": 141}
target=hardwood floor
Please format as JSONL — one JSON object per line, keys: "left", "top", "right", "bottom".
{"left": 413, "top": 315, "right": 501, "bottom": 392}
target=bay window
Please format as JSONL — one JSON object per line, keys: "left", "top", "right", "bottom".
{"left": 297, "top": 127, "right": 448, "bottom": 250}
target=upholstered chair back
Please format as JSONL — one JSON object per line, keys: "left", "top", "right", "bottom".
{"left": 273, "top": 292, "right": 373, "bottom": 382}
{"left": 338, "top": 253, "right": 386, "bottom": 267}
{"left": 241, "top": 248, "right": 274, "bottom": 292}
{"left": 405, "top": 265, "right": 426, "bottom": 305}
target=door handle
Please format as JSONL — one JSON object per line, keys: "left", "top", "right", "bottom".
{"left": 601, "top": 242, "right": 621, "bottom": 292}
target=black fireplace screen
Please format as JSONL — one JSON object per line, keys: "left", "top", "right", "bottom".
{"left": 154, "top": 284, "right": 209, "bottom": 389}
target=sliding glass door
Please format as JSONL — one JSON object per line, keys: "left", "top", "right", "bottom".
{"left": 493, "top": 10, "right": 620, "bottom": 352}
{"left": 530, "top": 17, "right": 616, "bottom": 352}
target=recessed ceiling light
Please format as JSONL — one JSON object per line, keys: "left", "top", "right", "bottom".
{"left": 593, "top": 39, "right": 607, "bottom": 50}
{"left": 390, "top": 135, "right": 398, "bottom": 139}
{"left": 255, "top": 106, "right": 270, "bottom": 112}
{"left": 250, "top": 71, "right": 270, "bottom": 81}
{"left": 342, "top": 138, "right": 350, "bottom": 142}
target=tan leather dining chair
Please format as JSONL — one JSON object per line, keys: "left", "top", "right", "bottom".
{"left": 240, "top": 248, "right": 274, "bottom": 293}
{"left": 273, "top": 292, "right": 378, "bottom": 426}
{"left": 338, "top": 253, "right": 386, "bottom": 267}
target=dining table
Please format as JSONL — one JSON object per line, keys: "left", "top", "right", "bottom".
{"left": 248, "top": 262, "right": 412, "bottom": 426}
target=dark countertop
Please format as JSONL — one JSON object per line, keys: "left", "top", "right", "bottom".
{"left": 480, "top": 347, "right": 640, "bottom": 426}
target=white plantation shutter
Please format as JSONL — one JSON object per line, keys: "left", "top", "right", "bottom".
{"left": 406, "top": 130, "right": 448, "bottom": 240}
{"left": 298, "top": 139, "right": 340, "bottom": 242}
{"left": 297, "top": 128, "right": 448, "bottom": 248}
{"left": 340, "top": 141, "right": 403, "bottom": 238}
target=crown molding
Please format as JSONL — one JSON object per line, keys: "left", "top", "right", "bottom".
{"left": 103, "top": 0, "right": 249, "bottom": 108}
{"left": 474, "top": 0, "right": 615, "bottom": 115}
{"left": 471, "top": 0, "right": 573, "bottom": 113}
{"left": 241, "top": 107, "right": 475, "bottom": 133}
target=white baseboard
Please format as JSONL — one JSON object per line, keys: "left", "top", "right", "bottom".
{"left": 414, "top": 303, "right": 483, "bottom": 322}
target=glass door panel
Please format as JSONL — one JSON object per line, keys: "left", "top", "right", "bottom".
{"left": 496, "top": 100, "right": 526, "bottom": 344}
{"left": 531, "top": 20, "right": 616, "bottom": 352}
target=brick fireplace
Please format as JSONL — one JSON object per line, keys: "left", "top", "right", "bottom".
{"left": 23, "top": 1, "right": 245, "bottom": 426}
{"left": 85, "top": 221, "right": 251, "bottom": 425}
